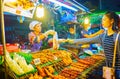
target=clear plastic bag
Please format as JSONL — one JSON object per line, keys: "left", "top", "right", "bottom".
{"left": 53, "top": 32, "right": 59, "bottom": 50}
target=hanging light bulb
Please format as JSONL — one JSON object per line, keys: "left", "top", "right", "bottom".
{"left": 84, "top": 17, "right": 91, "bottom": 30}
{"left": 36, "top": 5, "right": 44, "bottom": 18}
{"left": 84, "top": 17, "right": 89, "bottom": 24}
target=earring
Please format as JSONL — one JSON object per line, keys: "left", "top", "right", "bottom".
{"left": 116, "top": 26, "right": 118, "bottom": 29}
{"left": 113, "top": 23, "right": 118, "bottom": 30}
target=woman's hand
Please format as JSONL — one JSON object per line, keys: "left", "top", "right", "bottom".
{"left": 58, "top": 39, "right": 66, "bottom": 43}
{"left": 44, "top": 30, "right": 56, "bottom": 36}
{"left": 54, "top": 39, "right": 74, "bottom": 43}
{"left": 48, "top": 38, "right": 69, "bottom": 44}
{"left": 66, "top": 39, "right": 74, "bottom": 43}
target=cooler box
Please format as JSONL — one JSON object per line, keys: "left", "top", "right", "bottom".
{"left": 0, "top": 43, "right": 19, "bottom": 55}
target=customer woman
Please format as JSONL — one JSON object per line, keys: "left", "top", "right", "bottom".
{"left": 67, "top": 11, "right": 120, "bottom": 79}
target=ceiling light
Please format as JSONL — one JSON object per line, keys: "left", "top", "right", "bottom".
{"left": 49, "top": 0, "right": 78, "bottom": 11}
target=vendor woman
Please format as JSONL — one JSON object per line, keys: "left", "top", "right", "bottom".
{"left": 28, "top": 20, "right": 55, "bottom": 52}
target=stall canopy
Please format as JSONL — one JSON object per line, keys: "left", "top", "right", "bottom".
{"left": 43, "top": 0, "right": 90, "bottom": 12}
{"left": 4, "top": 0, "right": 90, "bottom": 18}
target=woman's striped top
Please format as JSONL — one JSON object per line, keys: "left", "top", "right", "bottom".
{"left": 104, "top": 34, "right": 120, "bottom": 69}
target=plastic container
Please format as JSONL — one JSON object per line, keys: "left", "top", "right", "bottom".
{"left": 0, "top": 43, "right": 20, "bottom": 55}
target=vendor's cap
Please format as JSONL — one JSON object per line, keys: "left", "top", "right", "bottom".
{"left": 29, "top": 21, "right": 42, "bottom": 30}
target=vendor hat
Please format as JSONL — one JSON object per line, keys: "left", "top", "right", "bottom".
{"left": 29, "top": 21, "right": 42, "bottom": 30}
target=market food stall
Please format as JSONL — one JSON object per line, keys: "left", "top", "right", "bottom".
{"left": 0, "top": 48, "right": 105, "bottom": 79}
{"left": 0, "top": 0, "right": 105, "bottom": 79}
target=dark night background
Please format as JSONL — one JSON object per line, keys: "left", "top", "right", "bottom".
{"left": 76, "top": 0, "right": 120, "bottom": 11}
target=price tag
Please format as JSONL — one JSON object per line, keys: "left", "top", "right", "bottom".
{"left": 54, "top": 56, "right": 58, "bottom": 60}
{"left": 33, "top": 58, "right": 41, "bottom": 65}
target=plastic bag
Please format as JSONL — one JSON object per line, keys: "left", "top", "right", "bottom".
{"left": 53, "top": 32, "right": 59, "bottom": 50}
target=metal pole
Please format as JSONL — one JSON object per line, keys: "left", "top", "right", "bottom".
{"left": 99, "top": 0, "right": 102, "bottom": 10}
{"left": 74, "top": 24, "right": 76, "bottom": 39}
{"left": 0, "top": 0, "right": 8, "bottom": 79}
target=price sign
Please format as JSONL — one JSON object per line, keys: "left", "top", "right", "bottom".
{"left": 54, "top": 56, "right": 58, "bottom": 60}
{"left": 33, "top": 58, "right": 41, "bottom": 65}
